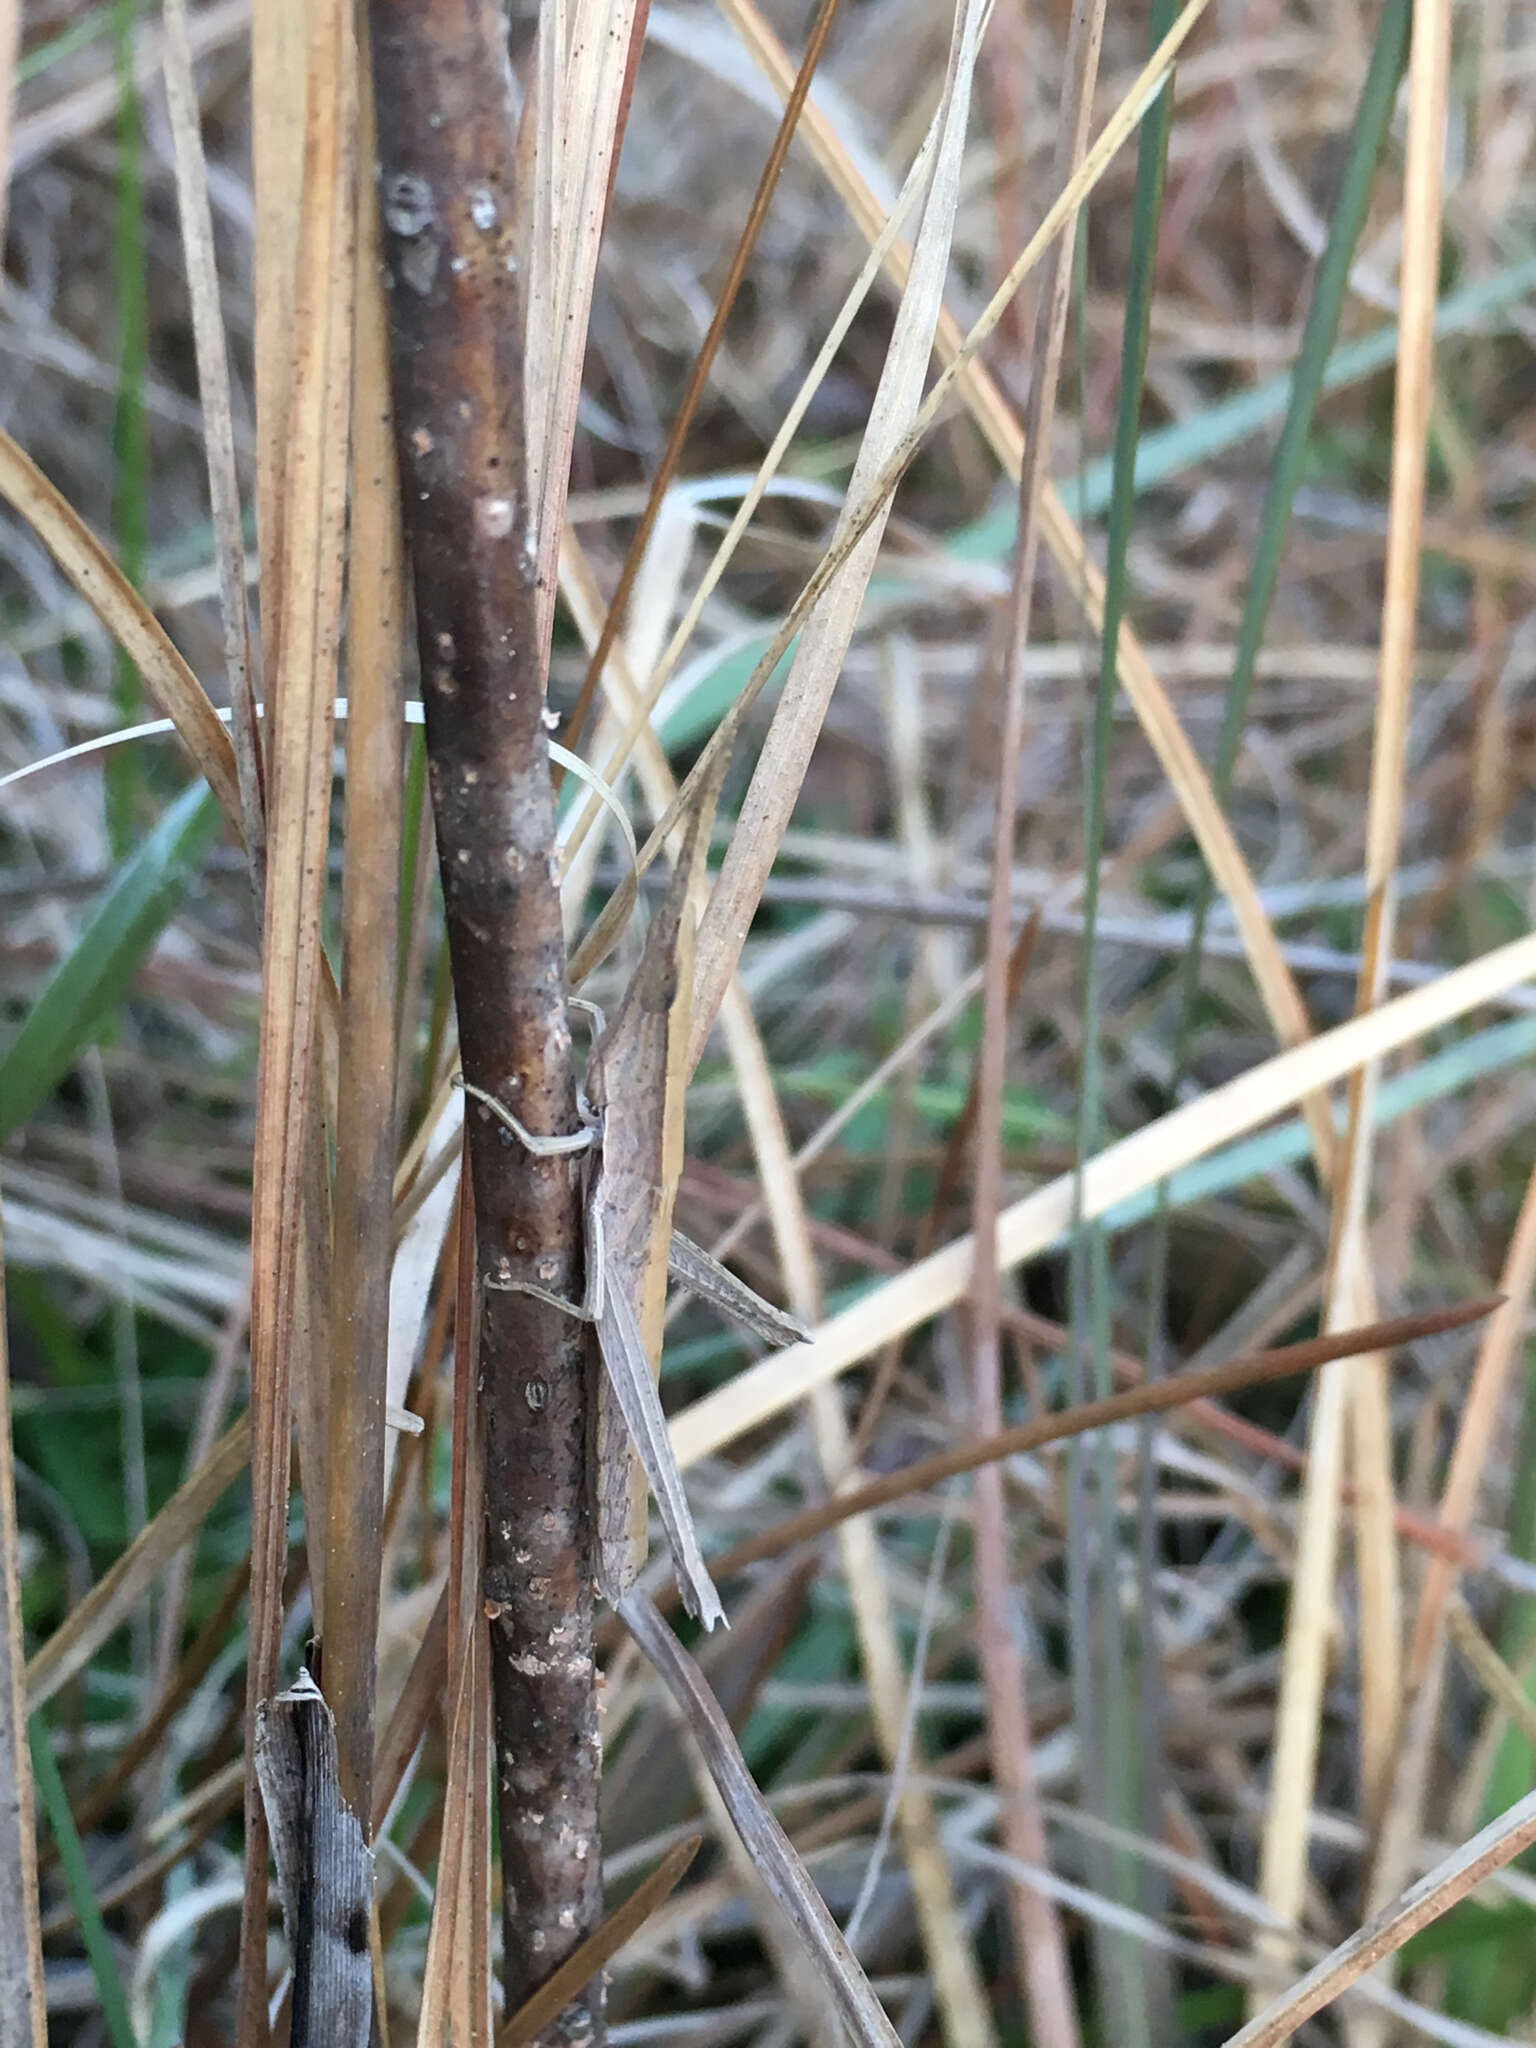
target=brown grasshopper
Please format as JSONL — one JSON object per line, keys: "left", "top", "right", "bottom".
{"left": 461, "top": 806, "right": 805, "bottom": 1629}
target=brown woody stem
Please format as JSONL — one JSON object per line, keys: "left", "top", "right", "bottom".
{"left": 368, "top": 3, "right": 602, "bottom": 2033}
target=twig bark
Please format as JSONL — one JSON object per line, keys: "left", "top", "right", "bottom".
{"left": 368, "top": 2, "right": 602, "bottom": 2030}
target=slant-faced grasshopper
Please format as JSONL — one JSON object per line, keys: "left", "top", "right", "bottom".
{"left": 461, "top": 788, "right": 806, "bottom": 1630}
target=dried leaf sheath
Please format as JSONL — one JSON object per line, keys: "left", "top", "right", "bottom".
{"left": 254, "top": 1670, "right": 374, "bottom": 2048}
{"left": 368, "top": 0, "right": 602, "bottom": 2019}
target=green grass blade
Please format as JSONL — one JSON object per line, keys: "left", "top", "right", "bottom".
{"left": 1069, "top": 0, "right": 1177, "bottom": 2029}
{"left": 29, "top": 1712, "right": 139, "bottom": 2048}
{"left": 0, "top": 781, "right": 220, "bottom": 1143}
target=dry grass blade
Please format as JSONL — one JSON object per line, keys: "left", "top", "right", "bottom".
{"left": 688, "top": 0, "right": 983, "bottom": 1057}
{"left": 320, "top": 41, "right": 406, "bottom": 1825}
{"left": 619, "top": 1588, "right": 906, "bottom": 2048}
{"left": 701, "top": 1301, "right": 1499, "bottom": 1582}
{"left": 1259, "top": 0, "right": 1453, "bottom": 1958}
{"left": 1410, "top": 1161, "right": 1536, "bottom": 1684}
{"left": 496, "top": 1837, "right": 704, "bottom": 2048}
{"left": 0, "top": 430, "right": 243, "bottom": 832}
{"left": 417, "top": 1618, "right": 483, "bottom": 2047}
{"left": 371, "top": 1579, "right": 449, "bottom": 1836}
{"left": 673, "top": 932, "right": 1536, "bottom": 1463}
{"left": 0, "top": 1207, "right": 45, "bottom": 2046}
{"left": 251, "top": 0, "right": 309, "bottom": 673}
{"left": 1224, "top": 1784, "right": 1536, "bottom": 2048}
{"left": 524, "top": 0, "right": 644, "bottom": 647}
{"left": 239, "top": 5, "right": 358, "bottom": 2033}
{"left": 160, "top": 0, "right": 264, "bottom": 874}
{"left": 967, "top": 0, "right": 1103, "bottom": 2032}
{"left": 25, "top": 1415, "right": 251, "bottom": 1712}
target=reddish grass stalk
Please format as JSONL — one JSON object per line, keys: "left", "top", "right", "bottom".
{"left": 964, "top": 3, "right": 1104, "bottom": 2039}
{"left": 369, "top": 3, "right": 602, "bottom": 2028}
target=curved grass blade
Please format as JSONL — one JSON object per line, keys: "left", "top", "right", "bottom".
{"left": 0, "top": 779, "right": 220, "bottom": 1144}
{"left": 618, "top": 1587, "right": 904, "bottom": 2048}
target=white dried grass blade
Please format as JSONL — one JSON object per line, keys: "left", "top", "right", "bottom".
{"left": 688, "top": 0, "right": 984, "bottom": 1048}
{"left": 1224, "top": 1786, "right": 1536, "bottom": 2048}
{"left": 0, "top": 1206, "right": 45, "bottom": 2046}
{"left": 386, "top": 1090, "right": 463, "bottom": 1478}
{"left": 521, "top": 0, "right": 564, "bottom": 531}
{"left": 527, "top": 0, "right": 641, "bottom": 646}
{"left": 1261, "top": 0, "right": 1453, "bottom": 1958}
{"left": 672, "top": 930, "right": 1536, "bottom": 1464}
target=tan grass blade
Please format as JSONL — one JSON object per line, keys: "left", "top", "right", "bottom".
{"left": 320, "top": 41, "right": 407, "bottom": 1824}
{"left": 251, "top": 0, "right": 310, "bottom": 689}
{"left": 0, "top": 1206, "right": 46, "bottom": 2046}
{"left": 416, "top": 1620, "right": 482, "bottom": 2047}
{"left": 1224, "top": 1783, "right": 1536, "bottom": 2048}
{"left": 1410, "top": 1160, "right": 1536, "bottom": 1685}
{"left": 687, "top": 0, "right": 986, "bottom": 1058}
{"left": 496, "top": 1837, "right": 703, "bottom": 2048}
{"left": 239, "top": 6, "right": 359, "bottom": 2035}
{"left": 1258, "top": 0, "right": 1454, "bottom": 1972}
{"left": 160, "top": 0, "right": 265, "bottom": 873}
{"left": 421, "top": 1206, "right": 488, "bottom": 2047}
{"left": 26, "top": 1416, "right": 252, "bottom": 1712}
{"left": 673, "top": 930, "right": 1536, "bottom": 1464}
{"left": 0, "top": 431, "right": 243, "bottom": 832}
